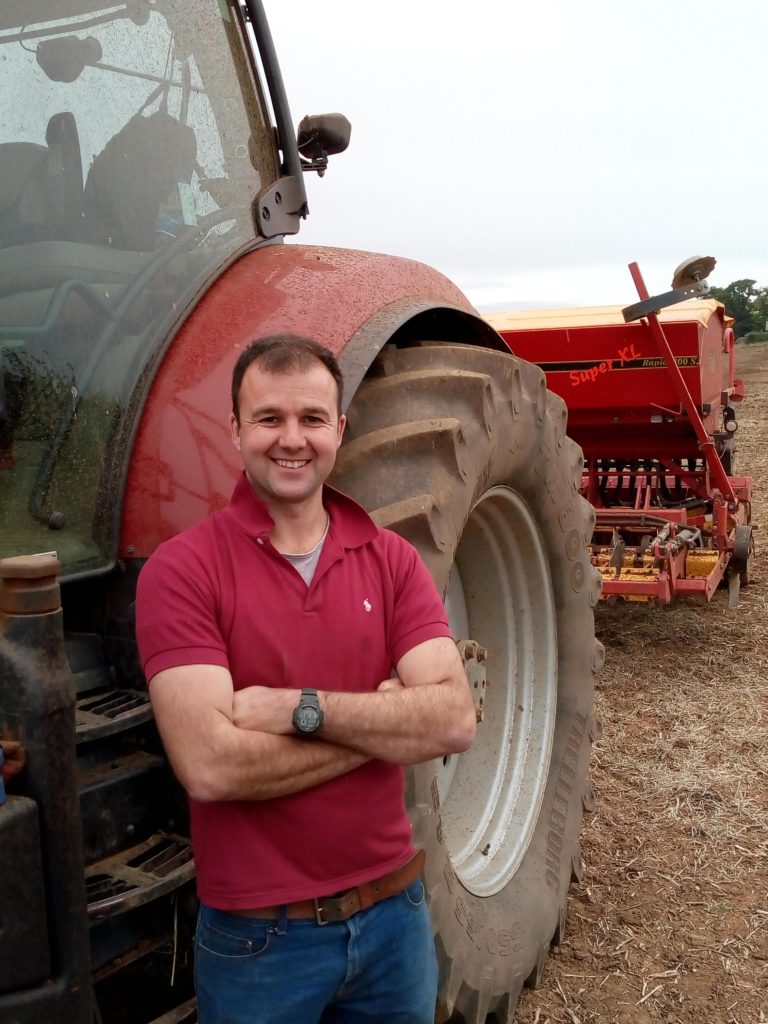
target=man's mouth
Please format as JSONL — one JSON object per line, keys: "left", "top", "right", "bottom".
{"left": 273, "top": 458, "right": 310, "bottom": 469}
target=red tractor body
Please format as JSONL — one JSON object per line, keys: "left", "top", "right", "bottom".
{"left": 120, "top": 244, "right": 478, "bottom": 554}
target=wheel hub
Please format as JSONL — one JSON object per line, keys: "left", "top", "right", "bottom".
{"left": 440, "top": 485, "right": 557, "bottom": 897}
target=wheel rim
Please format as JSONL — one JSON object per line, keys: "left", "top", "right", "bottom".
{"left": 440, "top": 485, "right": 557, "bottom": 897}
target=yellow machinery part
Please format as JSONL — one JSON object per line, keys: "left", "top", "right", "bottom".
{"left": 684, "top": 550, "right": 720, "bottom": 578}
{"left": 593, "top": 562, "right": 658, "bottom": 602}
{"left": 591, "top": 550, "right": 655, "bottom": 570}
{"left": 591, "top": 544, "right": 720, "bottom": 601}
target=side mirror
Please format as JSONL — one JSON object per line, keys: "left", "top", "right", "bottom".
{"left": 297, "top": 113, "right": 351, "bottom": 175}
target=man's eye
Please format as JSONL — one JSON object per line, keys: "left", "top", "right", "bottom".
{"left": 304, "top": 416, "right": 323, "bottom": 424}
{"left": 258, "top": 417, "right": 278, "bottom": 425}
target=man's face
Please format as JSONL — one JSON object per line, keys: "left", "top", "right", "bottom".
{"left": 230, "top": 361, "right": 346, "bottom": 509}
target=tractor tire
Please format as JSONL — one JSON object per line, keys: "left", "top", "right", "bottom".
{"left": 332, "top": 342, "right": 603, "bottom": 1024}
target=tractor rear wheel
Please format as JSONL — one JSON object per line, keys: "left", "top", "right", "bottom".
{"left": 332, "top": 342, "right": 602, "bottom": 1023}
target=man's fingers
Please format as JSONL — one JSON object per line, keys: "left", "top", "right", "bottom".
{"left": 377, "top": 678, "right": 405, "bottom": 692}
{"left": 232, "top": 690, "right": 257, "bottom": 728}
{"left": 232, "top": 686, "right": 294, "bottom": 734}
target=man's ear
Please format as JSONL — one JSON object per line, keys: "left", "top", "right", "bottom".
{"left": 337, "top": 414, "right": 347, "bottom": 443}
{"left": 229, "top": 412, "right": 241, "bottom": 451}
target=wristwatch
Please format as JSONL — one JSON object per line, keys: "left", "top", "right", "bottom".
{"left": 292, "top": 688, "right": 324, "bottom": 736}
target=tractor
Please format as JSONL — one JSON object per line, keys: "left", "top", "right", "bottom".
{"left": 0, "top": 3, "right": 600, "bottom": 1022}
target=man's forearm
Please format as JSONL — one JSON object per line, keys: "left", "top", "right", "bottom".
{"left": 148, "top": 666, "right": 370, "bottom": 803}
{"left": 318, "top": 684, "right": 475, "bottom": 764}
{"left": 169, "top": 721, "right": 368, "bottom": 802}
{"left": 234, "top": 730, "right": 369, "bottom": 800}
{"left": 232, "top": 681, "right": 475, "bottom": 765}
{"left": 230, "top": 635, "right": 477, "bottom": 765}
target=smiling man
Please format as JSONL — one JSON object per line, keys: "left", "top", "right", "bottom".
{"left": 135, "top": 335, "right": 476, "bottom": 1024}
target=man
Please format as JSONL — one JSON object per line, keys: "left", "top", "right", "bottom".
{"left": 135, "top": 335, "right": 476, "bottom": 1024}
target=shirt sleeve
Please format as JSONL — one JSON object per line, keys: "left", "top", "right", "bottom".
{"left": 385, "top": 535, "right": 453, "bottom": 666}
{"left": 135, "top": 534, "right": 230, "bottom": 684}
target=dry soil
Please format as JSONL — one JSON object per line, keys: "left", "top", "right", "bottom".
{"left": 515, "top": 343, "right": 768, "bottom": 1024}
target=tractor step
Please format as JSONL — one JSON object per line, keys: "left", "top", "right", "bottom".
{"left": 76, "top": 687, "right": 152, "bottom": 741}
{"left": 66, "top": 632, "right": 153, "bottom": 740}
{"left": 149, "top": 998, "right": 198, "bottom": 1024}
{"left": 86, "top": 832, "right": 194, "bottom": 921}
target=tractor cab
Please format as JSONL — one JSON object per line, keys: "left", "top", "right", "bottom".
{"left": 0, "top": 1, "right": 308, "bottom": 577}
{"left": 0, "top": 7, "right": 344, "bottom": 1020}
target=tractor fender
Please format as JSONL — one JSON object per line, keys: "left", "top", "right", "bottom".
{"left": 336, "top": 296, "right": 506, "bottom": 406}
{"left": 119, "top": 243, "right": 501, "bottom": 556}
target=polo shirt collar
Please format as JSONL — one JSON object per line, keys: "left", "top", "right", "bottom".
{"left": 224, "top": 472, "right": 378, "bottom": 549}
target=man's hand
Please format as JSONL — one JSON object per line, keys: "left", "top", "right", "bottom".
{"left": 232, "top": 685, "right": 295, "bottom": 734}
{"left": 377, "top": 677, "right": 405, "bottom": 692}
{"left": 319, "top": 637, "right": 477, "bottom": 763}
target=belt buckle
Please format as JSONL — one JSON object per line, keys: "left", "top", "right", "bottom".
{"left": 314, "top": 888, "right": 362, "bottom": 926}
{"left": 314, "top": 897, "right": 330, "bottom": 926}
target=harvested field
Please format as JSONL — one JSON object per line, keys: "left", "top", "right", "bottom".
{"left": 516, "top": 343, "right": 768, "bottom": 1024}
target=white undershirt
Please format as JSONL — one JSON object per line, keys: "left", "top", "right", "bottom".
{"left": 281, "top": 514, "right": 330, "bottom": 586}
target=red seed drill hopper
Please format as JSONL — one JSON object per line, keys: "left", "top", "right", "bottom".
{"left": 486, "top": 258, "right": 754, "bottom": 605}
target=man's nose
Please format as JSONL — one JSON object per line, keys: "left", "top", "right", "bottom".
{"left": 278, "top": 418, "right": 306, "bottom": 449}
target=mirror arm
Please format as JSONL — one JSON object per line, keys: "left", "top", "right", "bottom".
{"left": 241, "top": 0, "right": 308, "bottom": 238}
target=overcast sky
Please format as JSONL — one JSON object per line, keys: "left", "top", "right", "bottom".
{"left": 265, "top": 1, "right": 767, "bottom": 311}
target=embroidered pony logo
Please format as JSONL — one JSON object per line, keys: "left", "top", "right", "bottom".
{"left": 363, "top": 598, "right": 372, "bottom": 613}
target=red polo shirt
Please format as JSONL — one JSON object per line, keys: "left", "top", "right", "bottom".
{"left": 136, "top": 474, "right": 452, "bottom": 908}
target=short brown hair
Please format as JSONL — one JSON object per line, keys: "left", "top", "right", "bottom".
{"left": 231, "top": 335, "right": 344, "bottom": 422}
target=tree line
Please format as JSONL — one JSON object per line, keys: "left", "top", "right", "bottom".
{"left": 707, "top": 280, "right": 768, "bottom": 339}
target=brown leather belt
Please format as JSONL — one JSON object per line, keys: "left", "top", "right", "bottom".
{"left": 229, "top": 849, "right": 425, "bottom": 926}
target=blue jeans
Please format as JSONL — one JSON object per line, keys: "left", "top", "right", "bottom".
{"left": 195, "top": 878, "right": 438, "bottom": 1023}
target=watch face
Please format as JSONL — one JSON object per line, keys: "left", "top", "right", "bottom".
{"left": 295, "top": 705, "right": 321, "bottom": 732}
